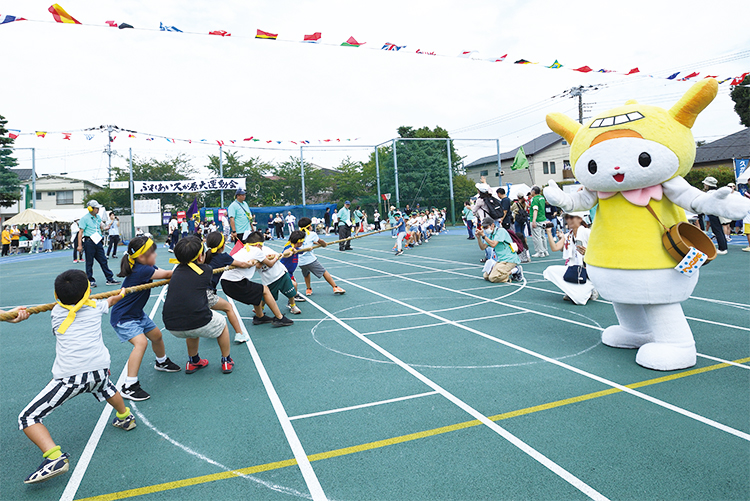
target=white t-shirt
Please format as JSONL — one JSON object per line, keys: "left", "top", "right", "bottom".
{"left": 32, "top": 229, "right": 41, "bottom": 241}
{"left": 221, "top": 246, "right": 263, "bottom": 282}
{"left": 259, "top": 246, "right": 287, "bottom": 286}
{"left": 562, "top": 226, "right": 590, "bottom": 267}
{"left": 51, "top": 300, "right": 111, "bottom": 379}
{"left": 285, "top": 214, "right": 296, "bottom": 225}
{"left": 298, "top": 231, "right": 319, "bottom": 266}
{"left": 331, "top": 212, "right": 339, "bottom": 223}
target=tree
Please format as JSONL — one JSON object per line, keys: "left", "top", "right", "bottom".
{"left": 204, "top": 150, "right": 276, "bottom": 207}
{"left": 730, "top": 74, "right": 750, "bottom": 127}
{"left": 271, "top": 157, "right": 330, "bottom": 205}
{"left": 0, "top": 115, "right": 22, "bottom": 208}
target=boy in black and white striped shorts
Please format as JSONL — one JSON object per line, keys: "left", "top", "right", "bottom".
{"left": 18, "top": 269, "right": 136, "bottom": 485}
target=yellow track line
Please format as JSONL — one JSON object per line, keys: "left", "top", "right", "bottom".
{"left": 76, "top": 357, "right": 750, "bottom": 501}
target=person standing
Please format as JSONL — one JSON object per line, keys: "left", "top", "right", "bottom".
{"left": 462, "top": 201, "right": 475, "bottom": 239}
{"left": 31, "top": 226, "right": 42, "bottom": 253}
{"left": 285, "top": 211, "right": 296, "bottom": 235}
{"left": 10, "top": 225, "right": 20, "bottom": 255}
{"left": 529, "top": 186, "right": 549, "bottom": 257}
{"left": 337, "top": 201, "right": 353, "bottom": 251}
{"left": 106, "top": 214, "right": 120, "bottom": 259}
{"left": 353, "top": 206, "right": 363, "bottom": 234}
{"left": 373, "top": 209, "right": 381, "bottom": 230}
{"left": 180, "top": 218, "right": 188, "bottom": 239}
{"left": 701, "top": 177, "right": 728, "bottom": 255}
{"left": 324, "top": 207, "right": 332, "bottom": 235}
{"left": 77, "top": 200, "right": 120, "bottom": 288}
{"left": 70, "top": 220, "right": 82, "bottom": 262}
{"left": 1, "top": 225, "right": 10, "bottom": 257}
{"left": 227, "top": 188, "right": 252, "bottom": 243}
{"left": 496, "top": 188, "right": 513, "bottom": 230}
{"left": 273, "top": 213, "right": 284, "bottom": 239}
{"left": 168, "top": 217, "right": 178, "bottom": 253}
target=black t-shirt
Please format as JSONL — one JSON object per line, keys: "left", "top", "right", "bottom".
{"left": 208, "top": 252, "right": 234, "bottom": 291}
{"left": 545, "top": 204, "right": 560, "bottom": 220}
{"left": 162, "top": 263, "right": 213, "bottom": 331}
{"left": 500, "top": 197, "right": 512, "bottom": 223}
{"left": 110, "top": 263, "right": 157, "bottom": 326}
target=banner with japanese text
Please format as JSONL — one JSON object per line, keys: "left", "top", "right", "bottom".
{"left": 133, "top": 178, "right": 246, "bottom": 194}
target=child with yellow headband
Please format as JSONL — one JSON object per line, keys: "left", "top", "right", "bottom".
{"left": 204, "top": 232, "right": 259, "bottom": 344}
{"left": 110, "top": 236, "right": 181, "bottom": 402}
{"left": 162, "top": 236, "right": 235, "bottom": 374}
{"left": 18, "top": 269, "right": 133, "bottom": 485}
{"left": 297, "top": 217, "right": 346, "bottom": 296}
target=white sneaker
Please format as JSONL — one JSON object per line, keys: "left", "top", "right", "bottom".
{"left": 234, "top": 332, "right": 249, "bottom": 344}
{"left": 715, "top": 249, "right": 727, "bottom": 255}
{"left": 590, "top": 289, "right": 599, "bottom": 301}
{"left": 742, "top": 247, "right": 750, "bottom": 252}
{"left": 288, "top": 304, "right": 302, "bottom": 315}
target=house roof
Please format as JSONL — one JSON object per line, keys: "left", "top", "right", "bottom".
{"left": 694, "top": 128, "right": 750, "bottom": 164}
{"left": 464, "top": 132, "right": 565, "bottom": 169}
{"left": 33, "top": 174, "right": 103, "bottom": 189}
{"left": 9, "top": 168, "right": 34, "bottom": 181}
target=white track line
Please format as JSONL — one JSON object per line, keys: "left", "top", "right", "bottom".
{"left": 362, "top": 322, "right": 449, "bottom": 336}
{"left": 59, "top": 281, "right": 169, "bottom": 501}
{"left": 228, "top": 298, "right": 327, "bottom": 501}
{"left": 289, "top": 391, "right": 439, "bottom": 421}
{"left": 319, "top": 255, "right": 750, "bottom": 443}
{"left": 303, "top": 296, "right": 609, "bottom": 501}
{"left": 695, "top": 353, "right": 750, "bottom": 370}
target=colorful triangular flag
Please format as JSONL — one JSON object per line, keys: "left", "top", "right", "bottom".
{"left": 679, "top": 72, "right": 699, "bottom": 81}
{"left": 256, "top": 29, "right": 277, "bottom": 40}
{"left": 84, "top": 134, "right": 94, "bottom": 140}
{"left": 492, "top": 54, "right": 507, "bottom": 62}
{"left": 62, "top": 132, "right": 71, "bottom": 140}
{"left": 35, "top": 131, "right": 47, "bottom": 138}
{"left": 514, "top": 59, "right": 533, "bottom": 65}
{"left": 304, "top": 32, "right": 321, "bottom": 42}
{"left": 573, "top": 66, "right": 593, "bottom": 73}
{"left": 341, "top": 36, "right": 364, "bottom": 47}
{"left": 625, "top": 67, "right": 640, "bottom": 75}
{"left": 209, "top": 30, "right": 231, "bottom": 37}
{"left": 381, "top": 42, "right": 405, "bottom": 51}
{"left": 118, "top": 23, "right": 133, "bottom": 29}
{"left": 546, "top": 60, "right": 562, "bottom": 69}
{"left": 511, "top": 146, "right": 529, "bottom": 171}
{"left": 1, "top": 15, "right": 26, "bottom": 25}
{"left": 105, "top": 20, "right": 118, "bottom": 27}
{"left": 7, "top": 129, "right": 20, "bottom": 139}
{"left": 160, "top": 22, "right": 182, "bottom": 33}
{"left": 666, "top": 72, "right": 680, "bottom": 80}
{"left": 48, "top": 4, "right": 80, "bottom": 24}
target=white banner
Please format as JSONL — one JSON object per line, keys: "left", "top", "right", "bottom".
{"left": 134, "top": 199, "right": 161, "bottom": 213}
{"left": 133, "top": 178, "right": 246, "bottom": 194}
{"left": 110, "top": 181, "right": 129, "bottom": 189}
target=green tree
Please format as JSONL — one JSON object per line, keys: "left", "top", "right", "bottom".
{"left": 730, "top": 74, "right": 750, "bottom": 127}
{"left": 204, "top": 150, "right": 276, "bottom": 207}
{"left": 271, "top": 157, "right": 331, "bottom": 206}
{"left": 684, "top": 166, "right": 736, "bottom": 190}
{"left": 0, "top": 115, "right": 22, "bottom": 208}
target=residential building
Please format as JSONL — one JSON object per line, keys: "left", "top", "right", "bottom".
{"left": 692, "top": 128, "right": 750, "bottom": 169}
{"left": 463, "top": 132, "right": 573, "bottom": 187}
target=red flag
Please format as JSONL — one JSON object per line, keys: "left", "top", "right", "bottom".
{"left": 217, "top": 140, "right": 224, "bottom": 146}
{"left": 48, "top": 4, "right": 81, "bottom": 24}
{"left": 679, "top": 72, "right": 699, "bottom": 81}
{"left": 703, "top": 75, "right": 717, "bottom": 79}
{"left": 256, "top": 29, "right": 277, "bottom": 40}
{"left": 625, "top": 67, "right": 640, "bottom": 75}
{"left": 341, "top": 36, "right": 364, "bottom": 47}
{"left": 62, "top": 132, "right": 71, "bottom": 140}
{"left": 243, "top": 137, "right": 254, "bottom": 141}
{"left": 730, "top": 72, "right": 749, "bottom": 86}
{"left": 493, "top": 54, "right": 507, "bottom": 62}
{"left": 304, "top": 32, "right": 321, "bottom": 42}
{"left": 573, "top": 66, "right": 593, "bottom": 73}
{"left": 209, "top": 30, "right": 231, "bottom": 36}
{"left": 105, "top": 20, "right": 117, "bottom": 27}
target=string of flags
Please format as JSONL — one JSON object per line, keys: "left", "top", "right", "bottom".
{"left": 7, "top": 125, "right": 360, "bottom": 147}
{"left": 1, "top": 4, "right": 747, "bottom": 85}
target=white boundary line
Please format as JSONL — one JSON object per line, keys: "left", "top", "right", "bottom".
{"left": 303, "top": 296, "right": 609, "bottom": 501}
{"left": 319, "top": 254, "right": 750, "bottom": 443}
{"left": 289, "top": 391, "right": 439, "bottom": 421}
{"left": 228, "top": 298, "right": 327, "bottom": 501}
{"left": 59, "top": 281, "right": 170, "bottom": 501}
{"left": 695, "top": 353, "right": 750, "bottom": 370}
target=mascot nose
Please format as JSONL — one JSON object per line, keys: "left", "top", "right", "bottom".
{"left": 614, "top": 166, "right": 621, "bottom": 170}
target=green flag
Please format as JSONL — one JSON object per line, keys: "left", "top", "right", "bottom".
{"left": 511, "top": 146, "right": 529, "bottom": 171}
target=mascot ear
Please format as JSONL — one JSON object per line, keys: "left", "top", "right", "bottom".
{"left": 546, "top": 113, "right": 581, "bottom": 144}
{"left": 669, "top": 79, "right": 718, "bottom": 129}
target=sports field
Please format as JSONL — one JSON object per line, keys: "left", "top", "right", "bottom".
{"left": 1, "top": 229, "right": 748, "bottom": 501}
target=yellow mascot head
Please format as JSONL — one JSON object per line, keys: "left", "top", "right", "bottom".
{"left": 546, "top": 79, "right": 718, "bottom": 193}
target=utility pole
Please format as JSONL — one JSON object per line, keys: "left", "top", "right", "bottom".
{"left": 566, "top": 84, "right": 603, "bottom": 124}
{"left": 107, "top": 125, "right": 114, "bottom": 184}
{"left": 31, "top": 148, "right": 36, "bottom": 209}
{"left": 219, "top": 144, "right": 224, "bottom": 208}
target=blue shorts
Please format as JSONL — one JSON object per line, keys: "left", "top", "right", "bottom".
{"left": 113, "top": 313, "right": 157, "bottom": 343}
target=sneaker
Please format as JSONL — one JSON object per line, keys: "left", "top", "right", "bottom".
{"left": 293, "top": 293, "right": 307, "bottom": 302}
{"left": 395, "top": 250, "right": 404, "bottom": 256}
{"left": 185, "top": 358, "right": 209, "bottom": 374}
{"left": 24, "top": 452, "right": 71, "bottom": 484}
{"left": 90, "top": 282, "right": 97, "bottom": 288}
{"left": 252, "top": 315, "right": 274, "bottom": 325}
{"left": 743, "top": 247, "right": 750, "bottom": 252}
{"left": 272, "top": 315, "right": 294, "bottom": 327}
{"left": 167, "top": 249, "right": 174, "bottom": 253}
{"left": 288, "top": 304, "right": 302, "bottom": 315}
{"left": 221, "top": 357, "right": 235, "bottom": 374}
{"left": 154, "top": 358, "right": 181, "bottom": 372}
{"left": 480, "top": 258, "right": 487, "bottom": 263}
{"left": 121, "top": 381, "right": 150, "bottom": 401}
{"left": 511, "top": 265, "right": 524, "bottom": 282}
{"left": 590, "top": 289, "right": 600, "bottom": 301}
{"left": 234, "top": 332, "right": 250, "bottom": 343}
{"left": 715, "top": 249, "right": 728, "bottom": 255}
{"left": 305, "top": 288, "right": 313, "bottom": 296}
{"left": 112, "top": 413, "right": 137, "bottom": 431}
{"left": 333, "top": 286, "right": 346, "bottom": 295}
{"left": 106, "top": 280, "right": 121, "bottom": 286}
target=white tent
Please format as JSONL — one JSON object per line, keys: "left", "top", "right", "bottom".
{"left": 737, "top": 168, "right": 749, "bottom": 185}
{"left": 47, "top": 208, "right": 108, "bottom": 223}
{"left": 3, "top": 209, "right": 59, "bottom": 226}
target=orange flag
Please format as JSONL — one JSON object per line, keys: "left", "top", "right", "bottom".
{"left": 48, "top": 4, "right": 81, "bottom": 24}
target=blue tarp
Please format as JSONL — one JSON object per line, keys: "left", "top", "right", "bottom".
{"left": 198, "top": 203, "right": 338, "bottom": 228}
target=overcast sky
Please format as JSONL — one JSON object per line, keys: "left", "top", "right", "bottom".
{"left": 2, "top": 0, "right": 748, "bottom": 185}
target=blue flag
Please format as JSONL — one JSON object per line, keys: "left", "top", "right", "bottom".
{"left": 160, "top": 22, "right": 182, "bottom": 32}
{"left": 667, "top": 72, "right": 680, "bottom": 80}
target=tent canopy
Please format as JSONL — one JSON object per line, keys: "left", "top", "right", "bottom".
{"left": 3, "top": 209, "right": 59, "bottom": 226}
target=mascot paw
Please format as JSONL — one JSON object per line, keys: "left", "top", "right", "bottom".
{"left": 635, "top": 342, "right": 696, "bottom": 371}
{"left": 601, "top": 325, "right": 652, "bottom": 349}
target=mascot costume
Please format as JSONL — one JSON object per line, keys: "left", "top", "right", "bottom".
{"left": 543, "top": 79, "right": 750, "bottom": 371}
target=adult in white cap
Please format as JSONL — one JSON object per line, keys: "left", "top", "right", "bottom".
{"left": 228, "top": 187, "right": 253, "bottom": 243}
{"left": 701, "top": 177, "right": 727, "bottom": 255}
{"left": 77, "top": 200, "right": 120, "bottom": 287}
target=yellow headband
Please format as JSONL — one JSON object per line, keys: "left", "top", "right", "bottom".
{"left": 55, "top": 283, "right": 96, "bottom": 334}
{"left": 127, "top": 238, "right": 154, "bottom": 267}
{"left": 210, "top": 235, "right": 225, "bottom": 254}
{"left": 300, "top": 224, "right": 312, "bottom": 234}
{"left": 169, "top": 245, "right": 204, "bottom": 274}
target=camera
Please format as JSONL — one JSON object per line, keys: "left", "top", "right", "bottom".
{"left": 542, "top": 221, "right": 554, "bottom": 230}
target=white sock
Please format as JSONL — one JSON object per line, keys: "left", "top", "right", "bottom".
{"left": 125, "top": 376, "right": 138, "bottom": 386}
{"left": 155, "top": 355, "right": 167, "bottom": 364}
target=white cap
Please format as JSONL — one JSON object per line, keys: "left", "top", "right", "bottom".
{"left": 87, "top": 199, "right": 102, "bottom": 209}
{"left": 475, "top": 182, "right": 491, "bottom": 193}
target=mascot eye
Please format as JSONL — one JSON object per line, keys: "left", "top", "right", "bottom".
{"left": 638, "top": 152, "right": 651, "bottom": 167}
{"left": 588, "top": 160, "right": 597, "bottom": 174}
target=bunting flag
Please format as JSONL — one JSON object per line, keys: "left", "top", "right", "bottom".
{"left": 511, "top": 146, "right": 529, "bottom": 171}
{"left": 146, "top": 137, "right": 154, "bottom": 141}
{"left": 381, "top": 42, "right": 405, "bottom": 51}
{"left": 105, "top": 20, "right": 117, "bottom": 27}
{"left": 492, "top": 54, "right": 507, "bottom": 62}
{"left": 731, "top": 72, "right": 749, "bottom": 85}
{"left": 597, "top": 69, "right": 614, "bottom": 73}
{"left": 666, "top": 72, "right": 680, "bottom": 80}
{"left": 8, "top": 129, "right": 20, "bottom": 139}
{"left": 703, "top": 75, "right": 718, "bottom": 79}
{"left": 84, "top": 134, "right": 93, "bottom": 140}
{"left": 341, "top": 36, "right": 364, "bottom": 47}
{"left": 718, "top": 77, "right": 732, "bottom": 84}
{"left": 256, "top": 29, "right": 277, "bottom": 40}
{"left": 216, "top": 140, "right": 224, "bottom": 146}
{"left": 415, "top": 49, "right": 436, "bottom": 55}
{"left": 514, "top": 59, "right": 532, "bottom": 64}
{"left": 1, "top": 15, "right": 26, "bottom": 25}
{"left": 48, "top": 4, "right": 80, "bottom": 24}
{"left": 546, "top": 60, "right": 562, "bottom": 69}
{"left": 626, "top": 67, "right": 640, "bottom": 75}
{"left": 128, "top": 134, "right": 136, "bottom": 138}
{"left": 573, "top": 66, "right": 593, "bottom": 73}
{"left": 160, "top": 22, "right": 182, "bottom": 32}
{"left": 62, "top": 132, "right": 71, "bottom": 140}
{"left": 209, "top": 30, "right": 230, "bottom": 36}
{"left": 110, "top": 136, "right": 116, "bottom": 142}
{"left": 36, "top": 131, "right": 47, "bottom": 138}
{"left": 165, "top": 138, "right": 175, "bottom": 143}
{"left": 119, "top": 23, "right": 133, "bottom": 29}
{"left": 303, "top": 32, "right": 321, "bottom": 42}
{"left": 679, "top": 72, "right": 699, "bottom": 81}
{"left": 243, "top": 137, "right": 254, "bottom": 141}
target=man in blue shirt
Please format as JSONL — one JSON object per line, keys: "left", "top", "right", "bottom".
{"left": 228, "top": 188, "right": 253, "bottom": 242}
{"left": 475, "top": 216, "right": 523, "bottom": 283}
{"left": 337, "top": 201, "right": 353, "bottom": 251}
{"left": 76, "top": 200, "right": 120, "bottom": 287}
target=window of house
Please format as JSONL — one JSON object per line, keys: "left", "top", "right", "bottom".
{"left": 494, "top": 172, "right": 499, "bottom": 177}
{"left": 550, "top": 161, "right": 556, "bottom": 174}
{"left": 36, "top": 192, "right": 42, "bottom": 200}
{"left": 56, "top": 191, "right": 74, "bottom": 205}
{"left": 543, "top": 161, "right": 549, "bottom": 175}
{"left": 563, "top": 160, "right": 571, "bottom": 170}
{"left": 561, "top": 140, "right": 568, "bottom": 145}
{"left": 480, "top": 169, "right": 488, "bottom": 177}
{"left": 48, "top": 192, "right": 55, "bottom": 196}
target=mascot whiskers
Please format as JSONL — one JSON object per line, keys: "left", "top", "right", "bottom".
{"left": 544, "top": 79, "right": 750, "bottom": 371}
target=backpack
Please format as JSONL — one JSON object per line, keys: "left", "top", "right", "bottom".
{"left": 484, "top": 197, "right": 504, "bottom": 220}
{"left": 513, "top": 202, "right": 528, "bottom": 223}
